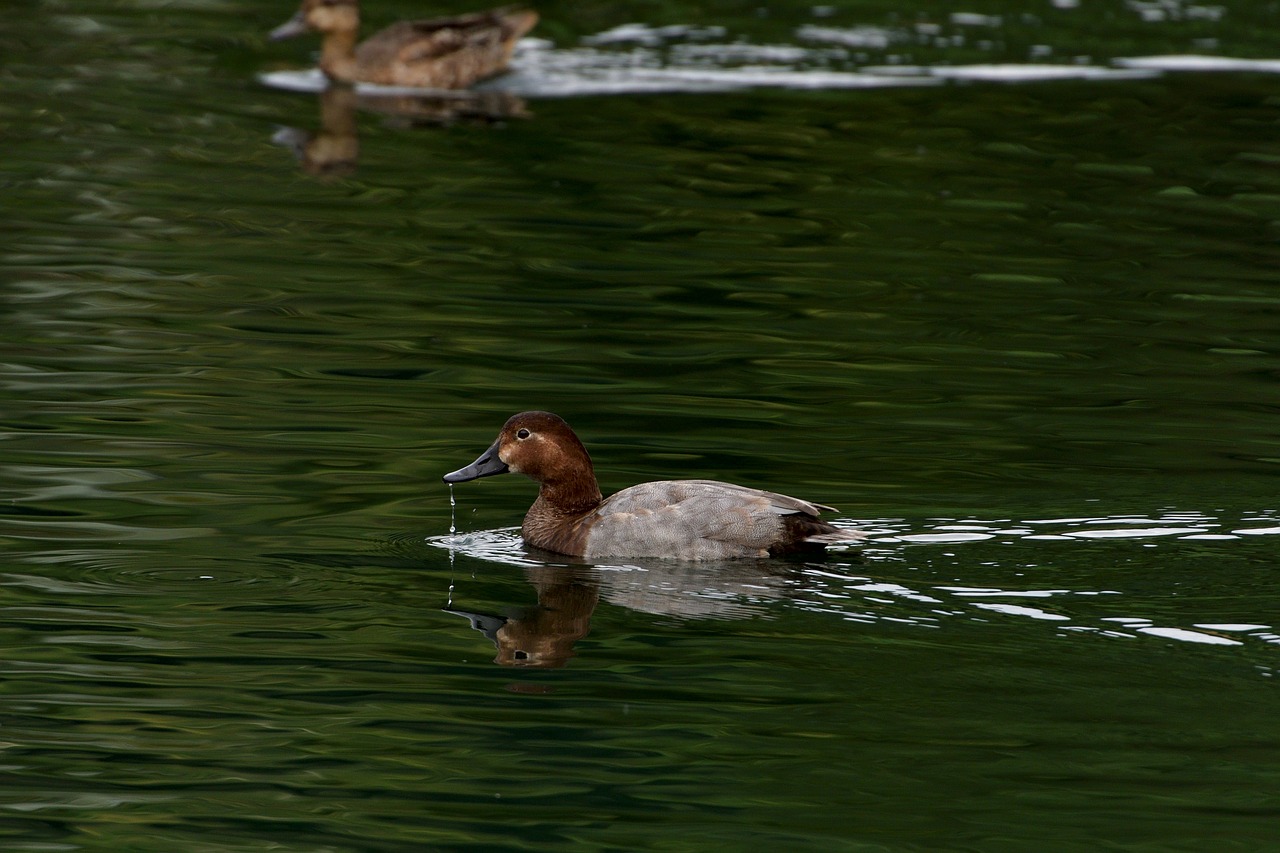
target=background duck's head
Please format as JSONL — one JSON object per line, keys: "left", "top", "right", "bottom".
{"left": 270, "top": 0, "right": 359, "bottom": 41}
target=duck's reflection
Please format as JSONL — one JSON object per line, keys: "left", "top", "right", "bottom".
{"left": 448, "top": 566, "right": 599, "bottom": 668}
{"left": 446, "top": 559, "right": 808, "bottom": 668}
{"left": 272, "top": 83, "right": 529, "bottom": 177}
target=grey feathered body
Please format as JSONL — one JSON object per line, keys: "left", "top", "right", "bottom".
{"left": 546, "top": 479, "right": 856, "bottom": 560}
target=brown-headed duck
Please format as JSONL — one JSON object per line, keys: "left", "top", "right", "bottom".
{"left": 270, "top": 0, "right": 538, "bottom": 89}
{"left": 443, "top": 411, "right": 863, "bottom": 560}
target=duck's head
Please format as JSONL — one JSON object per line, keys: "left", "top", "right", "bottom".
{"left": 443, "top": 411, "right": 595, "bottom": 487}
{"left": 270, "top": 0, "right": 358, "bottom": 41}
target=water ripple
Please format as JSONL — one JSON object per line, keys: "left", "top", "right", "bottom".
{"left": 266, "top": 29, "right": 1264, "bottom": 102}
{"left": 431, "top": 509, "right": 1280, "bottom": 656}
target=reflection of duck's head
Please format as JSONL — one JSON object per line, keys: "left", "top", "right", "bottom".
{"left": 495, "top": 573, "right": 599, "bottom": 668}
{"left": 443, "top": 411, "right": 864, "bottom": 560}
{"left": 271, "top": 84, "right": 359, "bottom": 177}
{"left": 270, "top": 0, "right": 538, "bottom": 89}
{"left": 447, "top": 567, "right": 600, "bottom": 669}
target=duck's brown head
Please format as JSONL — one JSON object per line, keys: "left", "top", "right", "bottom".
{"left": 270, "top": 0, "right": 359, "bottom": 40}
{"left": 443, "top": 411, "right": 597, "bottom": 489}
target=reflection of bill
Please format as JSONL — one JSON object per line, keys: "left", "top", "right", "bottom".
{"left": 270, "top": 85, "right": 530, "bottom": 178}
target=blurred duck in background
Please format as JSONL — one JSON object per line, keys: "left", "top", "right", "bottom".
{"left": 270, "top": 0, "right": 538, "bottom": 89}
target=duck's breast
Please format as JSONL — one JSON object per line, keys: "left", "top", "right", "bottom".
{"left": 581, "top": 479, "right": 811, "bottom": 560}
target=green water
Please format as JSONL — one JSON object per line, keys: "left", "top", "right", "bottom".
{"left": 4, "top": 1, "right": 1280, "bottom": 850}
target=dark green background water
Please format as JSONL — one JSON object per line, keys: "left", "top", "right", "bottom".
{"left": 4, "top": 1, "right": 1280, "bottom": 850}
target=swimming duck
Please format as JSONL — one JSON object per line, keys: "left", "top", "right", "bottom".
{"left": 269, "top": 0, "right": 538, "bottom": 89}
{"left": 443, "top": 411, "right": 863, "bottom": 560}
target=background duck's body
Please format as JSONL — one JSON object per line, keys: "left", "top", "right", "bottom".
{"left": 271, "top": 1, "right": 538, "bottom": 89}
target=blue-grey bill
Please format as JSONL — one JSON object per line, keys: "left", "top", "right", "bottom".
{"left": 442, "top": 440, "right": 509, "bottom": 483}
{"left": 269, "top": 13, "right": 310, "bottom": 41}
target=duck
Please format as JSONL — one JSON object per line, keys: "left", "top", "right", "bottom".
{"left": 442, "top": 411, "right": 863, "bottom": 560}
{"left": 269, "top": 0, "right": 538, "bottom": 89}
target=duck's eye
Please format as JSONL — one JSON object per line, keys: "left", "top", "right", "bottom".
{"left": 516, "top": 428, "right": 531, "bottom": 440}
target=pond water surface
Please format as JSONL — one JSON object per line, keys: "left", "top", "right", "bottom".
{"left": 5, "top": 0, "right": 1280, "bottom": 850}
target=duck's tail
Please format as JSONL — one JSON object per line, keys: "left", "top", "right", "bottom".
{"left": 802, "top": 528, "right": 866, "bottom": 546}
{"left": 494, "top": 7, "right": 539, "bottom": 41}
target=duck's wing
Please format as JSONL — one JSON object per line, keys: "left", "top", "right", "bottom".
{"left": 589, "top": 480, "right": 849, "bottom": 559}
{"left": 358, "top": 9, "right": 536, "bottom": 87}
{"left": 680, "top": 479, "right": 839, "bottom": 516}
{"left": 665, "top": 480, "right": 862, "bottom": 548}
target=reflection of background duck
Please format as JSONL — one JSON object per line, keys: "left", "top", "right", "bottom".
{"left": 270, "top": 0, "right": 538, "bottom": 89}
{"left": 272, "top": 84, "right": 529, "bottom": 176}
{"left": 447, "top": 559, "right": 808, "bottom": 668}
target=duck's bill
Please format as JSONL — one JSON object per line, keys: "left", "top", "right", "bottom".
{"left": 442, "top": 440, "right": 509, "bottom": 483}
{"left": 269, "top": 13, "right": 310, "bottom": 41}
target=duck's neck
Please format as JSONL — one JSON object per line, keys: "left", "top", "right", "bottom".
{"left": 521, "top": 466, "right": 603, "bottom": 555}
{"left": 535, "top": 470, "right": 603, "bottom": 519}
{"left": 318, "top": 29, "right": 360, "bottom": 82}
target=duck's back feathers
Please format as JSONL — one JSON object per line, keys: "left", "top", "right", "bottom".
{"left": 357, "top": 8, "right": 537, "bottom": 88}
{"left": 580, "top": 479, "right": 858, "bottom": 560}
